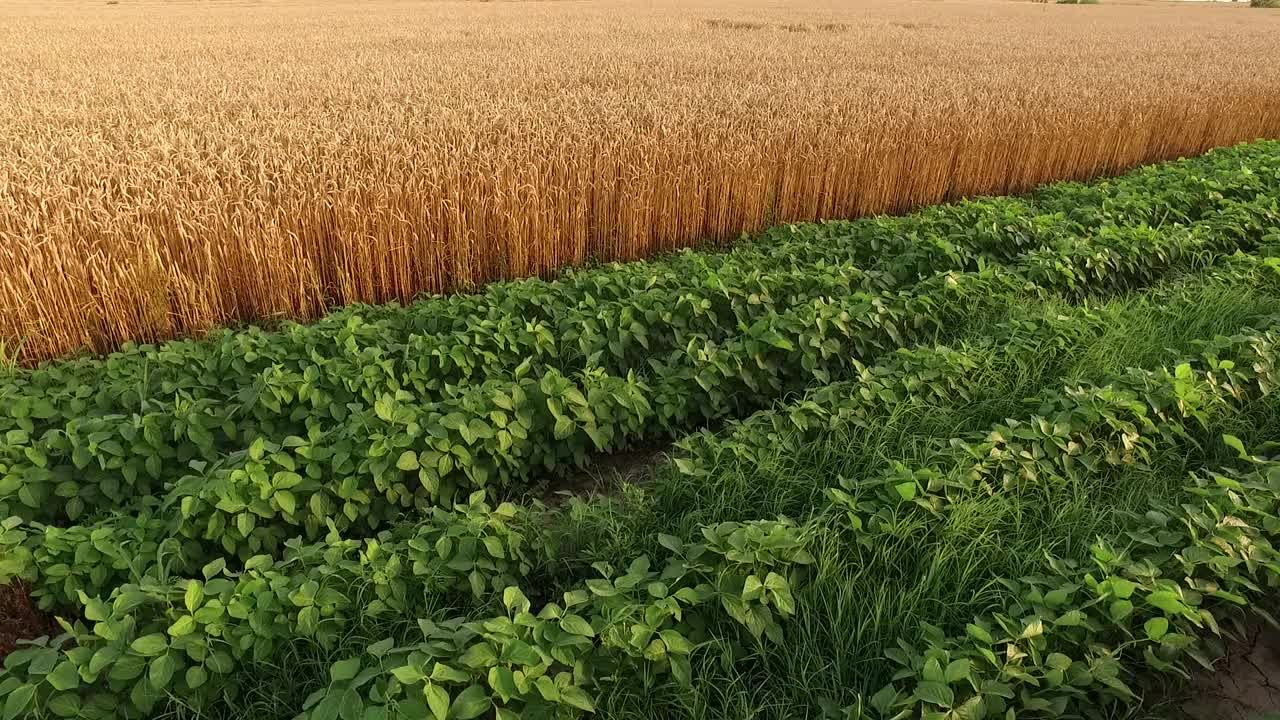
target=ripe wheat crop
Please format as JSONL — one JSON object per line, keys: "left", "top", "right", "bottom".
{"left": 1, "top": 0, "right": 1278, "bottom": 363}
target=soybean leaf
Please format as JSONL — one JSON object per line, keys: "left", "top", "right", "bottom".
{"left": 451, "top": 684, "right": 490, "bottom": 720}
{"left": 329, "top": 657, "right": 362, "bottom": 683}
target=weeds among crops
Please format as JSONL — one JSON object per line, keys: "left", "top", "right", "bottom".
{"left": 0, "top": 0, "right": 1278, "bottom": 362}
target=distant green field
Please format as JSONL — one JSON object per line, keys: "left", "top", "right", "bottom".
{"left": 2, "top": 142, "right": 1280, "bottom": 720}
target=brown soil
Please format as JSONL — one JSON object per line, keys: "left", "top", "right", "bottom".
{"left": 1183, "top": 621, "right": 1280, "bottom": 720}
{"left": 0, "top": 581, "right": 57, "bottom": 662}
{"left": 540, "top": 445, "right": 668, "bottom": 506}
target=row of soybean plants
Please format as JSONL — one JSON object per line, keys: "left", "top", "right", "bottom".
{"left": 3, "top": 252, "right": 1277, "bottom": 719}
{"left": 667, "top": 248, "right": 1280, "bottom": 484}
{"left": 2, "top": 141, "right": 1278, "bottom": 525}
{"left": 0, "top": 493, "right": 813, "bottom": 719}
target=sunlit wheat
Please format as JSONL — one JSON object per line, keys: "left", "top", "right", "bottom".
{"left": 0, "top": 0, "right": 1277, "bottom": 362}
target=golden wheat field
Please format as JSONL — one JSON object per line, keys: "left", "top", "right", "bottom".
{"left": 1, "top": 0, "right": 1278, "bottom": 363}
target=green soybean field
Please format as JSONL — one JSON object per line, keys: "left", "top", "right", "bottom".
{"left": 3, "top": 140, "right": 1280, "bottom": 720}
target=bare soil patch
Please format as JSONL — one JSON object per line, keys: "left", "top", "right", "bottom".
{"left": 0, "top": 581, "right": 57, "bottom": 663}
{"left": 540, "top": 445, "right": 668, "bottom": 505}
{"left": 1182, "top": 621, "right": 1280, "bottom": 720}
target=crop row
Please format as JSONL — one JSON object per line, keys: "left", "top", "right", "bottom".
{"left": 0, "top": 492, "right": 544, "bottom": 716}
{"left": 3, "top": 142, "right": 1277, "bottom": 440}
{"left": 0, "top": 510, "right": 812, "bottom": 719}
{"left": 0, "top": 198, "right": 1050, "bottom": 439}
{"left": 669, "top": 248, "right": 1280, "bottom": 484}
{"left": 0, "top": 242, "right": 998, "bottom": 521}
{"left": 2, "top": 491, "right": 539, "bottom": 614}
{"left": 828, "top": 324, "right": 1279, "bottom": 538}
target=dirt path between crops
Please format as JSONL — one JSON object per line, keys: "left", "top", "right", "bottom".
{"left": 1182, "top": 621, "right": 1280, "bottom": 720}
{"left": 539, "top": 444, "right": 668, "bottom": 505}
